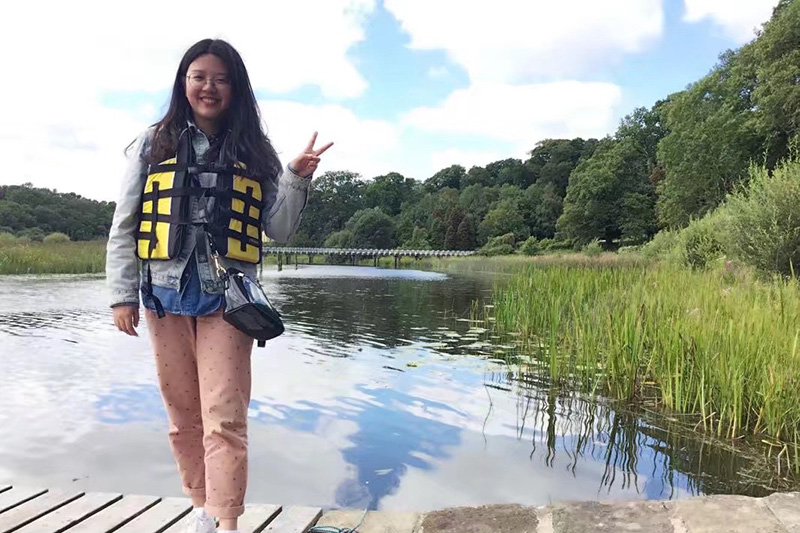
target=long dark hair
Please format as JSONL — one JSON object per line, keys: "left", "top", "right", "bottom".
{"left": 147, "top": 39, "right": 281, "bottom": 182}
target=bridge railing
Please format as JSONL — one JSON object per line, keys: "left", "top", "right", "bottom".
{"left": 262, "top": 247, "right": 475, "bottom": 257}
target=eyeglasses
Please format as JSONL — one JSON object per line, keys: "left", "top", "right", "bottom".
{"left": 186, "top": 74, "right": 231, "bottom": 89}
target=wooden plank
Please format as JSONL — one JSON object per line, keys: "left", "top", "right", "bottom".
{"left": 14, "top": 492, "right": 121, "bottom": 533}
{"left": 0, "top": 490, "right": 83, "bottom": 533}
{"left": 262, "top": 506, "right": 322, "bottom": 533}
{"left": 112, "top": 497, "right": 191, "bottom": 533}
{"left": 0, "top": 487, "right": 48, "bottom": 514}
{"left": 238, "top": 504, "right": 282, "bottom": 533}
{"left": 57, "top": 494, "right": 160, "bottom": 533}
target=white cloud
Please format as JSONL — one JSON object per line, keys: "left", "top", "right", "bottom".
{"left": 384, "top": 0, "right": 664, "bottom": 82}
{"left": 258, "top": 100, "right": 404, "bottom": 181}
{"left": 427, "top": 66, "right": 450, "bottom": 80}
{"left": 683, "top": 0, "right": 779, "bottom": 43}
{"left": 0, "top": 99, "right": 149, "bottom": 201}
{"left": 0, "top": 0, "right": 376, "bottom": 200}
{"left": 404, "top": 82, "right": 622, "bottom": 145}
{"left": 1, "top": 0, "right": 375, "bottom": 100}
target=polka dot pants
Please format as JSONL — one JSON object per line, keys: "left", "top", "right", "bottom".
{"left": 145, "top": 308, "right": 253, "bottom": 519}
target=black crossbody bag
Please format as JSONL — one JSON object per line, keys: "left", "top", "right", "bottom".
{"left": 206, "top": 233, "right": 284, "bottom": 347}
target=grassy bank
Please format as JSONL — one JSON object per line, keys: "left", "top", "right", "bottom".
{"left": 428, "top": 252, "right": 645, "bottom": 274}
{"left": 481, "top": 256, "right": 800, "bottom": 467}
{"left": 0, "top": 240, "right": 107, "bottom": 275}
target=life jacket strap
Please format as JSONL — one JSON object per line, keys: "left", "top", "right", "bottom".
{"left": 217, "top": 227, "right": 261, "bottom": 247}
{"left": 202, "top": 187, "right": 266, "bottom": 209}
{"left": 140, "top": 186, "right": 207, "bottom": 202}
{"left": 215, "top": 206, "right": 261, "bottom": 228}
{"left": 143, "top": 263, "right": 165, "bottom": 319}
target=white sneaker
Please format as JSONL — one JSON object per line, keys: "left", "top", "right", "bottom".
{"left": 185, "top": 511, "right": 216, "bottom": 533}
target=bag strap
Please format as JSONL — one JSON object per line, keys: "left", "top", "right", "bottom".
{"left": 143, "top": 263, "right": 165, "bottom": 318}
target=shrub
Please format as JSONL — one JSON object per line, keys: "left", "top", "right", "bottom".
{"left": 678, "top": 211, "right": 728, "bottom": 270}
{"left": 519, "top": 236, "right": 540, "bottom": 256}
{"left": 43, "top": 232, "right": 71, "bottom": 243}
{"left": 641, "top": 230, "right": 681, "bottom": 261}
{"left": 538, "top": 238, "right": 556, "bottom": 251}
{"left": 20, "top": 227, "right": 46, "bottom": 242}
{"left": 724, "top": 160, "right": 800, "bottom": 277}
{"left": 0, "top": 232, "right": 16, "bottom": 245}
{"left": 582, "top": 239, "right": 603, "bottom": 257}
{"left": 480, "top": 233, "right": 515, "bottom": 256}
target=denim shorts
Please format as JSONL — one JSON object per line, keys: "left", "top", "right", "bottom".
{"left": 142, "top": 251, "right": 224, "bottom": 316}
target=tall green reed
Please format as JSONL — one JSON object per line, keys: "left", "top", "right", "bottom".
{"left": 0, "top": 240, "right": 106, "bottom": 274}
{"left": 489, "top": 261, "right": 800, "bottom": 467}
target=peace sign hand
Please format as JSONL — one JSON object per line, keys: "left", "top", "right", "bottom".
{"left": 289, "top": 132, "right": 334, "bottom": 178}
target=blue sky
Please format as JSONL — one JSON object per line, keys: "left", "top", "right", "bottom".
{"left": 0, "top": 0, "right": 779, "bottom": 201}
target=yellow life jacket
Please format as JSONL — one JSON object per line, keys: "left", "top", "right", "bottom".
{"left": 136, "top": 133, "right": 264, "bottom": 264}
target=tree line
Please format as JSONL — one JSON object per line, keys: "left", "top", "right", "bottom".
{"left": 0, "top": 184, "right": 115, "bottom": 241}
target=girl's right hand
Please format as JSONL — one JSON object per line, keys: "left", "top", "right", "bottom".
{"left": 113, "top": 305, "right": 140, "bottom": 336}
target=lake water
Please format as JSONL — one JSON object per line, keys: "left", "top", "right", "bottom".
{"left": 0, "top": 265, "right": 785, "bottom": 511}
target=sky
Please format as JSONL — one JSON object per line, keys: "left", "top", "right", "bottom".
{"left": 0, "top": 0, "right": 780, "bottom": 202}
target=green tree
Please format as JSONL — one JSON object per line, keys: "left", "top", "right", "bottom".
{"left": 526, "top": 138, "right": 598, "bottom": 195}
{"left": 0, "top": 201, "right": 34, "bottom": 231}
{"left": 656, "top": 50, "right": 762, "bottom": 228}
{"left": 522, "top": 181, "right": 563, "bottom": 239}
{"left": 363, "top": 172, "right": 418, "bottom": 216}
{"left": 485, "top": 159, "right": 533, "bottom": 188}
{"left": 616, "top": 104, "right": 668, "bottom": 171}
{"left": 443, "top": 207, "right": 467, "bottom": 250}
{"left": 478, "top": 199, "right": 529, "bottom": 244}
{"left": 748, "top": 0, "right": 800, "bottom": 168}
{"left": 396, "top": 192, "right": 436, "bottom": 245}
{"left": 401, "top": 226, "right": 432, "bottom": 250}
{"left": 345, "top": 208, "right": 396, "bottom": 248}
{"left": 428, "top": 188, "right": 460, "bottom": 248}
{"left": 458, "top": 184, "right": 497, "bottom": 222}
{"left": 461, "top": 166, "right": 492, "bottom": 188}
{"left": 424, "top": 165, "right": 466, "bottom": 191}
{"left": 294, "top": 170, "right": 365, "bottom": 245}
{"left": 454, "top": 215, "right": 477, "bottom": 250}
{"left": 558, "top": 138, "right": 654, "bottom": 245}
{"left": 324, "top": 229, "right": 354, "bottom": 248}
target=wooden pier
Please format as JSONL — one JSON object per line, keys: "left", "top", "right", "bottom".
{"left": 0, "top": 484, "right": 423, "bottom": 533}
{"left": 5, "top": 483, "right": 799, "bottom": 532}
{"left": 0, "top": 484, "right": 327, "bottom": 533}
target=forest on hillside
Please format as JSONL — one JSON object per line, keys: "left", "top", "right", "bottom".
{"left": 1, "top": 0, "right": 797, "bottom": 252}
{"left": 0, "top": 184, "right": 115, "bottom": 241}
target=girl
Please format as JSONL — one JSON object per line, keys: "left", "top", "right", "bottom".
{"left": 106, "top": 38, "right": 332, "bottom": 533}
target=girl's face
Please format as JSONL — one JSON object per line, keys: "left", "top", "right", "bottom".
{"left": 185, "top": 54, "right": 232, "bottom": 129}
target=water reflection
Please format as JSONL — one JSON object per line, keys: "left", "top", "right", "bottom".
{"left": 0, "top": 266, "right": 791, "bottom": 512}
{"left": 490, "top": 369, "right": 780, "bottom": 502}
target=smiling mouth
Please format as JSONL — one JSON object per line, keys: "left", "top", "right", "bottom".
{"left": 200, "top": 97, "right": 220, "bottom": 105}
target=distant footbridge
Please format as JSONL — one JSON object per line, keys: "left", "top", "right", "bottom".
{"left": 262, "top": 247, "right": 475, "bottom": 270}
